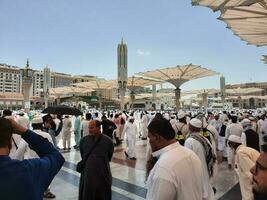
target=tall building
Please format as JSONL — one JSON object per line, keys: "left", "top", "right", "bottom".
{"left": 73, "top": 75, "right": 97, "bottom": 83}
{"left": 32, "top": 70, "right": 44, "bottom": 97}
{"left": 117, "top": 38, "right": 128, "bottom": 109}
{"left": 0, "top": 64, "right": 22, "bottom": 93}
{"left": 51, "top": 72, "right": 73, "bottom": 88}
{"left": 0, "top": 63, "right": 76, "bottom": 97}
{"left": 226, "top": 82, "right": 267, "bottom": 95}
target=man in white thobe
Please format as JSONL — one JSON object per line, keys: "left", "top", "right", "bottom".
{"left": 146, "top": 117, "right": 207, "bottom": 200}
{"left": 225, "top": 115, "right": 243, "bottom": 168}
{"left": 184, "top": 118, "right": 216, "bottom": 200}
{"left": 15, "top": 115, "right": 57, "bottom": 198}
{"left": 15, "top": 116, "right": 53, "bottom": 159}
{"left": 141, "top": 111, "right": 148, "bottom": 140}
{"left": 172, "top": 111, "right": 189, "bottom": 138}
{"left": 122, "top": 117, "right": 137, "bottom": 160}
{"left": 228, "top": 135, "right": 260, "bottom": 200}
{"left": 62, "top": 115, "right": 72, "bottom": 150}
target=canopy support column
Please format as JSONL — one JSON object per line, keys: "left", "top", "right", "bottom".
{"left": 97, "top": 89, "right": 102, "bottom": 110}
{"left": 120, "top": 88, "right": 126, "bottom": 110}
{"left": 238, "top": 96, "right": 242, "bottom": 109}
{"left": 152, "top": 84, "right": 156, "bottom": 102}
{"left": 201, "top": 92, "right": 208, "bottom": 109}
{"left": 174, "top": 87, "right": 181, "bottom": 111}
{"left": 130, "top": 90, "right": 135, "bottom": 109}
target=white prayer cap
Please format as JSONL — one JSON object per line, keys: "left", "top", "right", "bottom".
{"left": 177, "top": 111, "right": 186, "bottom": 119}
{"left": 241, "top": 118, "right": 251, "bottom": 128}
{"left": 18, "top": 109, "right": 25, "bottom": 115}
{"left": 189, "top": 118, "right": 202, "bottom": 129}
{"left": 228, "top": 135, "right": 241, "bottom": 144}
{"left": 249, "top": 116, "right": 255, "bottom": 121}
{"left": 32, "top": 115, "right": 43, "bottom": 124}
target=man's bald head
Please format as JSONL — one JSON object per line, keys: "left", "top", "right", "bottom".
{"left": 89, "top": 120, "right": 101, "bottom": 135}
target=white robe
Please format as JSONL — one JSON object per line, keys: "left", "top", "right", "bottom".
{"left": 147, "top": 142, "right": 207, "bottom": 200}
{"left": 236, "top": 145, "right": 260, "bottom": 200}
{"left": 15, "top": 129, "right": 53, "bottom": 160}
{"left": 184, "top": 135, "right": 215, "bottom": 200}
{"left": 122, "top": 122, "right": 137, "bottom": 158}
{"left": 141, "top": 114, "right": 148, "bottom": 138}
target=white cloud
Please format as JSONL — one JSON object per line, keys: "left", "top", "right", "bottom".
{"left": 137, "top": 49, "right": 151, "bottom": 56}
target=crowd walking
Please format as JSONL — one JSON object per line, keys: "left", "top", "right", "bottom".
{"left": 1, "top": 108, "right": 267, "bottom": 200}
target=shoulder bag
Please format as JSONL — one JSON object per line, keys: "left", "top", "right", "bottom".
{"left": 76, "top": 134, "right": 103, "bottom": 173}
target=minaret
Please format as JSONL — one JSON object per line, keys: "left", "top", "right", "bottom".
{"left": 220, "top": 75, "right": 226, "bottom": 109}
{"left": 43, "top": 65, "right": 51, "bottom": 108}
{"left": 26, "top": 59, "right": 29, "bottom": 68}
{"left": 117, "top": 38, "right": 128, "bottom": 110}
{"left": 21, "top": 59, "right": 33, "bottom": 113}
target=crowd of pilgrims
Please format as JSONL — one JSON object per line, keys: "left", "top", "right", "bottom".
{"left": 2, "top": 108, "right": 267, "bottom": 200}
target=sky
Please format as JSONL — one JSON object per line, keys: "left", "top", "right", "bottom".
{"left": 0, "top": 0, "right": 266, "bottom": 91}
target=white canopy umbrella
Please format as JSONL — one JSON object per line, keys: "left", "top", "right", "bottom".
{"left": 49, "top": 86, "right": 94, "bottom": 96}
{"left": 226, "top": 87, "right": 263, "bottom": 95}
{"left": 192, "top": 0, "right": 267, "bottom": 46}
{"left": 72, "top": 79, "right": 117, "bottom": 109}
{"left": 127, "top": 76, "right": 162, "bottom": 91}
{"left": 126, "top": 76, "right": 163, "bottom": 108}
{"left": 137, "top": 64, "right": 218, "bottom": 110}
{"left": 73, "top": 79, "right": 117, "bottom": 90}
{"left": 192, "top": 0, "right": 262, "bottom": 11}
{"left": 219, "top": 1, "right": 267, "bottom": 46}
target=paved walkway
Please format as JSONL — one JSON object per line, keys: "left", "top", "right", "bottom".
{"left": 48, "top": 138, "right": 240, "bottom": 200}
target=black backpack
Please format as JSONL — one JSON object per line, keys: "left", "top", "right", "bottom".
{"left": 175, "top": 124, "right": 185, "bottom": 145}
{"left": 219, "top": 124, "right": 227, "bottom": 137}
{"left": 202, "top": 125, "right": 214, "bottom": 144}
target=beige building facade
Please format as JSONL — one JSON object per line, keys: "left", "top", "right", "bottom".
{"left": 0, "top": 64, "right": 22, "bottom": 93}
{"left": 226, "top": 82, "right": 267, "bottom": 95}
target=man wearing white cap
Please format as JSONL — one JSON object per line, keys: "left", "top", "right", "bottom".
{"left": 15, "top": 115, "right": 57, "bottom": 199}
{"left": 184, "top": 118, "right": 216, "bottom": 200}
{"left": 169, "top": 114, "right": 177, "bottom": 127}
{"left": 15, "top": 115, "right": 53, "bottom": 159}
{"left": 122, "top": 116, "right": 137, "bottom": 160}
{"left": 241, "top": 119, "right": 260, "bottom": 151}
{"left": 225, "top": 115, "right": 243, "bottom": 168}
{"left": 228, "top": 135, "right": 260, "bottom": 200}
{"left": 172, "top": 111, "right": 189, "bottom": 146}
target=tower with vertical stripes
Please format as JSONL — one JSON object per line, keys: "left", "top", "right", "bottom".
{"left": 117, "top": 38, "right": 128, "bottom": 110}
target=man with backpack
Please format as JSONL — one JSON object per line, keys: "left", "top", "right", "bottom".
{"left": 225, "top": 115, "right": 243, "bottom": 168}
{"left": 172, "top": 111, "right": 189, "bottom": 146}
{"left": 184, "top": 118, "right": 216, "bottom": 200}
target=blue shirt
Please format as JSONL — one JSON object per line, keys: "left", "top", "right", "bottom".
{"left": 74, "top": 117, "right": 81, "bottom": 132}
{"left": 0, "top": 130, "right": 65, "bottom": 200}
